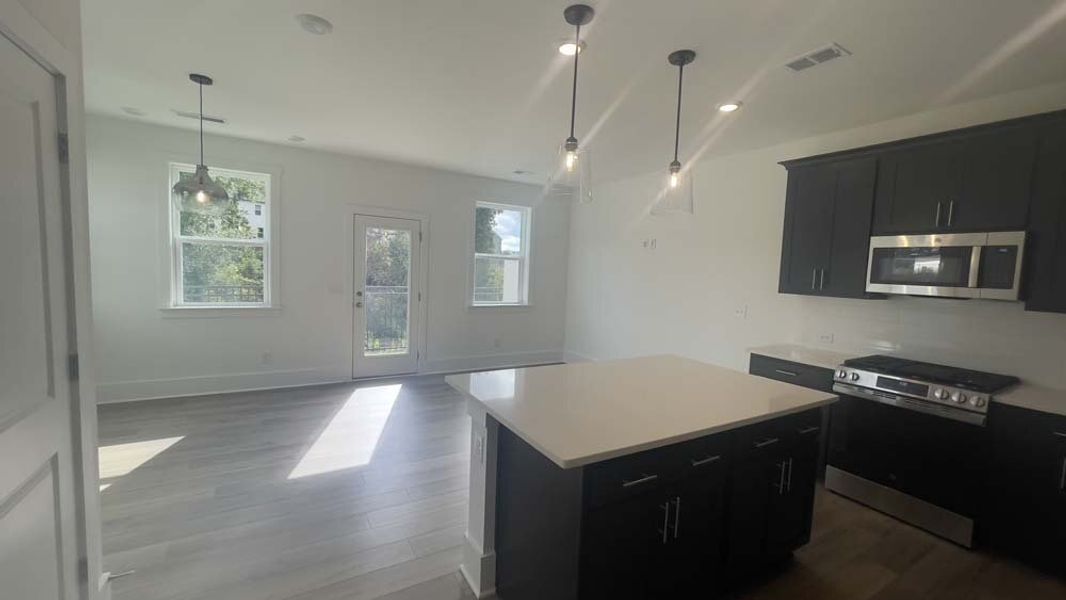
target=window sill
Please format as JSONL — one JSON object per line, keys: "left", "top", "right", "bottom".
{"left": 469, "top": 303, "right": 533, "bottom": 311}
{"left": 159, "top": 306, "right": 282, "bottom": 319}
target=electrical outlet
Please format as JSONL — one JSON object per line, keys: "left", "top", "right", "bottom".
{"left": 733, "top": 304, "right": 749, "bottom": 319}
{"left": 260, "top": 351, "right": 273, "bottom": 365}
{"left": 650, "top": 238, "right": 657, "bottom": 250}
{"left": 817, "top": 332, "right": 835, "bottom": 345}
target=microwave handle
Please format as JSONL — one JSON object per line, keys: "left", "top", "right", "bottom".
{"left": 968, "top": 246, "right": 981, "bottom": 288}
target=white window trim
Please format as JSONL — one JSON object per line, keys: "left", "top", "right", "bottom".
{"left": 160, "top": 161, "right": 282, "bottom": 317}
{"left": 470, "top": 201, "right": 532, "bottom": 308}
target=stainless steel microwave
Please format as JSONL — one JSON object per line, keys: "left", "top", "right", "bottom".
{"left": 866, "top": 231, "right": 1026, "bottom": 301}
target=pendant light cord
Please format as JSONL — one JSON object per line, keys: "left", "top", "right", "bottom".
{"left": 569, "top": 23, "right": 581, "bottom": 140}
{"left": 198, "top": 81, "right": 205, "bottom": 166}
{"left": 673, "top": 63, "right": 684, "bottom": 163}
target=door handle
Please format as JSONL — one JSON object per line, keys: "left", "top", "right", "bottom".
{"left": 690, "top": 455, "right": 721, "bottom": 467}
{"left": 754, "top": 437, "right": 780, "bottom": 449}
{"left": 819, "top": 268, "right": 826, "bottom": 290}
{"left": 672, "top": 497, "right": 682, "bottom": 539}
{"left": 658, "top": 501, "right": 671, "bottom": 544}
{"left": 947, "top": 200, "right": 955, "bottom": 227}
{"left": 621, "top": 474, "right": 658, "bottom": 488}
{"left": 935, "top": 201, "right": 942, "bottom": 227}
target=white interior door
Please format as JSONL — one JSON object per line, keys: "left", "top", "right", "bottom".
{"left": 0, "top": 33, "right": 82, "bottom": 600}
{"left": 353, "top": 214, "right": 422, "bottom": 378}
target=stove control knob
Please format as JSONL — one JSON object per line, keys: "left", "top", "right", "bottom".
{"left": 837, "top": 370, "right": 848, "bottom": 380}
{"left": 933, "top": 388, "right": 949, "bottom": 400}
{"left": 972, "top": 397, "right": 987, "bottom": 408}
{"left": 951, "top": 392, "right": 967, "bottom": 404}
{"left": 850, "top": 372, "right": 861, "bottom": 382}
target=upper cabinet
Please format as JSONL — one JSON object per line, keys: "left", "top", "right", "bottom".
{"left": 779, "top": 156, "right": 879, "bottom": 299}
{"left": 872, "top": 125, "right": 1036, "bottom": 234}
{"left": 1025, "top": 117, "right": 1066, "bottom": 314}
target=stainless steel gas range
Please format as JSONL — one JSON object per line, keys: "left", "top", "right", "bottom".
{"left": 825, "top": 355, "right": 1019, "bottom": 547}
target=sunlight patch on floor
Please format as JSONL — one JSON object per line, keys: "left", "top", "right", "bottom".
{"left": 287, "top": 384, "right": 402, "bottom": 479}
{"left": 98, "top": 436, "right": 185, "bottom": 479}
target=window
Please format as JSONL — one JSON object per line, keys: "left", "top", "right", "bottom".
{"left": 473, "top": 202, "right": 530, "bottom": 305}
{"left": 169, "top": 163, "right": 272, "bottom": 307}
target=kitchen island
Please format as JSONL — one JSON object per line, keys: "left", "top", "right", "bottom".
{"left": 446, "top": 355, "right": 837, "bottom": 599}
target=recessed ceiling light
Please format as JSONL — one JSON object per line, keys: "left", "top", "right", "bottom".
{"left": 558, "top": 40, "right": 586, "bottom": 56}
{"left": 288, "top": 135, "right": 306, "bottom": 143}
{"left": 121, "top": 106, "right": 146, "bottom": 117}
{"left": 718, "top": 102, "right": 742, "bottom": 113}
{"left": 296, "top": 13, "right": 333, "bottom": 35}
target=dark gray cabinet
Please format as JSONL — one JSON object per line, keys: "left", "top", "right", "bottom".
{"left": 779, "top": 156, "right": 879, "bottom": 298}
{"left": 494, "top": 410, "right": 823, "bottom": 599}
{"left": 985, "top": 403, "right": 1066, "bottom": 577}
{"left": 871, "top": 125, "right": 1035, "bottom": 234}
{"left": 1025, "top": 117, "right": 1066, "bottom": 314}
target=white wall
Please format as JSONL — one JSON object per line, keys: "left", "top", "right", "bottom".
{"left": 565, "top": 81, "right": 1066, "bottom": 390}
{"left": 87, "top": 116, "right": 569, "bottom": 402}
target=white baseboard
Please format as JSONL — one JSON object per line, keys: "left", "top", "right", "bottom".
{"left": 96, "top": 350, "right": 565, "bottom": 404}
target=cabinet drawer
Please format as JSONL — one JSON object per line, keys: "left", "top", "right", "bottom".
{"left": 749, "top": 354, "right": 834, "bottom": 393}
{"left": 732, "top": 409, "right": 822, "bottom": 461}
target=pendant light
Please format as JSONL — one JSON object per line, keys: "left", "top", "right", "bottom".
{"left": 172, "top": 73, "right": 229, "bottom": 205}
{"left": 550, "top": 4, "right": 594, "bottom": 203}
{"left": 654, "top": 50, "right": 696, "bottom": 215}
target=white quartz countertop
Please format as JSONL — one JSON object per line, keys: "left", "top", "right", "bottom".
{"left": 446, "top": 355, "right": 837, "bottom": 469}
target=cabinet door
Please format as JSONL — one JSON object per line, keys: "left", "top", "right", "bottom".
{"left": 666, "top": 470, "right": 728, "bottom": 594}
{"left": 986, "top": 404, "right": 1066, "bottom": 577}
{"left": 580, "top": 489, "right": 669, "bottom": 599}
{"left": 824, "top": 157, "right": 879, "bottom": 297}
{"left": 766, "top": 442, "right": 819, "bottom": 557}
{"left": 953, "top": 126, "right": 1036, "bottom": 231}
{"left": 725, "top": 453, "right": 786, "bottom": 573}
{"left": 779, "top": 163, "right": 835, "bottom": 295}
{"left": 872, "top": 141, "right": 962, "bottom": 234}
{"left": 1025, "top": 119, "right": 1066, "bottom": 314}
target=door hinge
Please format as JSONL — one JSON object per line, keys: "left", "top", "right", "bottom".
{"left": 57, "top": 133, "right": 70, "bottom": 164}
{"left": 68, "top": 354, "right": 79, "bottom": 381}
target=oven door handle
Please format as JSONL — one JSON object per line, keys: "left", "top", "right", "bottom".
{"left": 832, "top": 383, "right": 987, "bottom": 427}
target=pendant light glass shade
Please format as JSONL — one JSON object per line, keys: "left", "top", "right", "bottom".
{"left": 172, "top": 164, "right": 229, "bottom": 205}
{"left": 550, "top": 142, "right": 593, "bottom": 203}
{"left": 172, "top": 73, "right": 229, "bottom": 206}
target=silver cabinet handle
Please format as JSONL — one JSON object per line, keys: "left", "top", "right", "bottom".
{"left": 621, "top": 474, "right": 658, "bottom": 488}
{"left": 1053, "top": 431, "right": 1066, "bottom": 439}
{"left": 754, "top": 437, "right": 780, "bottom": 449}
{"left": 1059, "top": 457, "right": 1066, "bottom": 492}
{"left": 690, "top": 455, "right": 721, "bottom": 467}
{"left": 811, "top": 268, "right": 817, "bottom": 290}
{"left": 658, "top": 502, "right": 670, "bottom": 544}
{"left": 798, "top": 426, "right": 821, "bottom": 435}
{"left": 786, "top": 457, "right": 794, "bottom": 493}
{"left": 947, "top": 200, "right": 955, "bottom": 227}
{"left": 935, "top": 201, "right": 942, "bottom": 227}
{"left": 819, "top": 268, "right": 826, "bottom": 290}
{"left": 672, "top": 497, "right": 682, "bottom": 539}
{"left": 776, "top": 460, "right": 787, "bottom": 494}
{"left": 774, "top": 369, "right": 798, "bottom": 378}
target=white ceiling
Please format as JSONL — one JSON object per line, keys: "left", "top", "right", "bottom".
{"left": 82, "top": 0, "right": 1066, "bottom": 184}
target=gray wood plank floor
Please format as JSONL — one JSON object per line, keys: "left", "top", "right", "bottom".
{"left": 98, "top": 376, "right": 476, "bottom": 600}
{"left": 99, "top": 376, "right": 1066, "bottom": 600}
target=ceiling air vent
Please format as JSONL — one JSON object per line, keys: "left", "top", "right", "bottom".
{"left": 785, "top": 43, "right": 851, "bottom": 73}
{"left": 172, "top": 109, "right": 226, "bottom": 124}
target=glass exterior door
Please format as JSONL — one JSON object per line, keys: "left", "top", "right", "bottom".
{"left": 353, "top": 215, "right": 421, "bottom": 378}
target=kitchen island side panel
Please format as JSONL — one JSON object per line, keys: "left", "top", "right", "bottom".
{"left": 495, "top": 424, "right": 585, "bottom": 600}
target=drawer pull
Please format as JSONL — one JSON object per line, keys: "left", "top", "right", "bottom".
{"left": 1053, "top": 431, "right": 1066, "bottom": 439}
{"left": 798, "top": 426, "right": 821, "bottom": 435}
{"left": 621, "top": 474, "right": 658, "bottom": 488}
{"left": 774, "top": 369, "right": 799, "bottom": 378}
{"left": 754, "top": 437, "right": 780, "bottom": 449}
{"left": 690, "top": 455, "right": 721, "bottom": 467}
